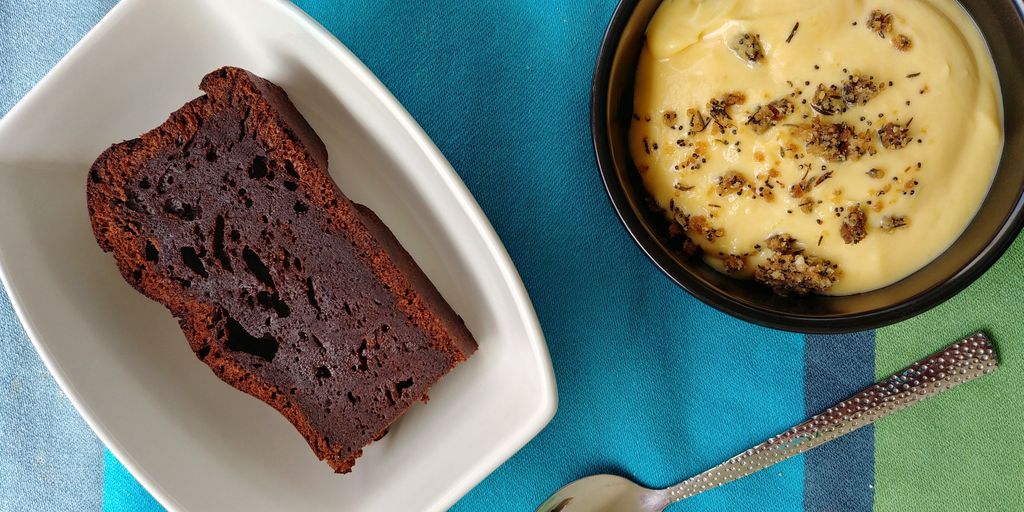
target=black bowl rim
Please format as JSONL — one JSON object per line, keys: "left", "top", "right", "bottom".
{"left": 591, "top": 0, "right": 1024, "bottom": 334}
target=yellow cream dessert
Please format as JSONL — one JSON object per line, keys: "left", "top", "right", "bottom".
{"left": 630, "top": 0, "right": 1003, "bottom": 295}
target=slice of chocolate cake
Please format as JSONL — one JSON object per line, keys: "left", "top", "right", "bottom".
{"left": 86, "top": 66, "right": 477, "bottom": 473}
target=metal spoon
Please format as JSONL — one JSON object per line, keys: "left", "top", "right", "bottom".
{"left": 537, "top": 332, "right": 998, "bottom": 512}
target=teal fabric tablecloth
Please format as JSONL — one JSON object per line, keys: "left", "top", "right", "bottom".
{"left": 3, "top": 1, "right": 1021, "bottom": 511}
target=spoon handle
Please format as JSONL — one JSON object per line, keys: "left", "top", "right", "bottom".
{"left": 663, "top": 332, "right": 998, "bottom": 503}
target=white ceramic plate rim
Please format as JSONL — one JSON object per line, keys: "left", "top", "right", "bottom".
{"left": 0, "top": 0, "right": 557, "bottom": 509}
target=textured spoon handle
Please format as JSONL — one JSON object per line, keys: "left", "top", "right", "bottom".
{"left": 664, "top": 332, "right": 998, "bottom": 503}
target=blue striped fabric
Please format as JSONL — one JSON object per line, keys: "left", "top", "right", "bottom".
{"left": 1, "top": 1, "right": 878, "bottom": 511}
{"left": 804, "top": 332, "right": 876, "bottom": 511}
{"left": 102, "top": 451, "right": 162, "bottom": 512}
{"left": 0, "top": 285, "right": 104, "bottom": 511}
{"left": 0, "top": 2, "right": 113, "bottom": 511}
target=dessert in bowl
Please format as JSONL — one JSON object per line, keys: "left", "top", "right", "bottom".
{"left": 593, "top": 0, "right": 1024, "bottom": 331}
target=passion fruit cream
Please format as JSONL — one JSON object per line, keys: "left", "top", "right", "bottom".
{"left": 630, "top": 0, "right": 1002, "bottom": 295}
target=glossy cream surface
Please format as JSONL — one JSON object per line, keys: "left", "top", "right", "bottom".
{"left": 630, "top": 0, "right": 1002, "bottom": 294}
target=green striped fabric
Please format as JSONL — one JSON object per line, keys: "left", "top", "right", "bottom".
{"left": 875, "top": 236, "right": 1024, "bottom": 510}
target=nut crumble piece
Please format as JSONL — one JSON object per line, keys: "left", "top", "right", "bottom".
{"left": 688, "top": 108, "right": 708, "bottom": 133}
{"left": 881, "top": 215, "right": 909, "bottom": 232}
{"left": 766, "top": 233, "right": 802, "bottom": 254}
{"left": 687, "top": 215, "right": 724, "bottom": 242}
{"left": 893, "top": 34, "right": 913, "bottom": 51}
{"left": 721, "top": 254, "right": 746, "bottom": 272}
{"left": 668, "top": 221, "right": 702, "bottom": 257}
{"left": 878, "top": 121, "right": 912, "bottom": 149}
{"left": 755, "top": 253, "right": 840, "bottom": 295}
{"left": 731, "top": 33, "right": 766, "bottom": 63}
{"left": 842, "top": 75, "right": 883, "bottom": 106}
{"left": 663, "top": 110, "right": 679, "bottom": 128}
{"left": 716, "top": 171, "right": 748, "bottom": 196}
{"left": 801, "top": 118, "right": 876, "bottom": 162}
{"left": 708, "top": 93, "right": 746, "bottom": 131}
{"left": 811, "top": 83, "right": 847, "bottom": 115}
{"left": 868, "top": 10, "right": 894, "bottom": 38}
{"left": 746, "top": 98, "right": 795, "bottom": 134}
{"left": 755, "top": 234, "right": 839, "bottom": 295}
{"left": 840, "top": 205, "right": 868, "bottom": 244}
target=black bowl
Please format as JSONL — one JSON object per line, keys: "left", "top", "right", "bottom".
{"left": 592, "top": 0, "right": 1024, "bottom": 334}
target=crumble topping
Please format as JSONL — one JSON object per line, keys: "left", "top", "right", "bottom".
{"left": 731, "top": 33, "right": 766, "bottom": 63}
{"left": 881, "top": 215, "right": 909, "bottom": 232}
{"left": 801, "top": 118, "right": 876, "bottom": 162}
{"left": 811, "top": 83, "right": 847, "bottom": 115}
{"left": 688, "top": 108, "right": 708, "bottom": 133}
{"left": 716, "top": 171, "right": 748, "bottom": 196}
{"left": 867, "top": 10, "right": 914, "bottom": 51}
{"left": 868, "top": 10, "right": 894, "bottom": 38}
{"left": 708, "top": 93, "right": 747, "bottom": 132}
{"left": 766, "top": 233, "right": 801, "bottom": 254}
{"left": 842, "top": 75, "right": 883, "bottom": 105}
{"left": 721, "top": 254, "right": 747, "bottom": 272}
{"left": 878, "top": 120, "right": 913, "bottom": 149}
{"left": 893, "top": 34, "right": 914, "bottom": 51}
{"left": 840, "top": 205, "right": 868, "bottom": 244}
{"left": 755, "top": 233, "right": 839, "bottom": 295}
{"left": 687, "top": 215, "right": 724, "bottom": 241}
{"left": 747, "top": 98, "right": 795, "bottom": 134}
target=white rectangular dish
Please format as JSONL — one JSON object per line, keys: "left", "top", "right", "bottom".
{"left": 0, "top": 0, "right": 557, "bottom": 510}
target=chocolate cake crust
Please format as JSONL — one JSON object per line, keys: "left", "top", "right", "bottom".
{"left": 86, "top": 67, "right": 476, "bottom": 472}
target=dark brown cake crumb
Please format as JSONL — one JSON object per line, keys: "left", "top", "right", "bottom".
{"left": 878, "top": 121, "right": 912, "bottom": 149}
{"left": 731, "top": 33, "right": 766, "bottom": 63}
{"left": 840, "top": 205, "right": 868, "bottom": 244}
{"left": 746, "top": 98, "right": 795, "bottom": 134}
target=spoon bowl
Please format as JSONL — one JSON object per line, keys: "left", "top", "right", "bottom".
{"left": 537, "top": 475, "right": 668, "bottom": 512}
